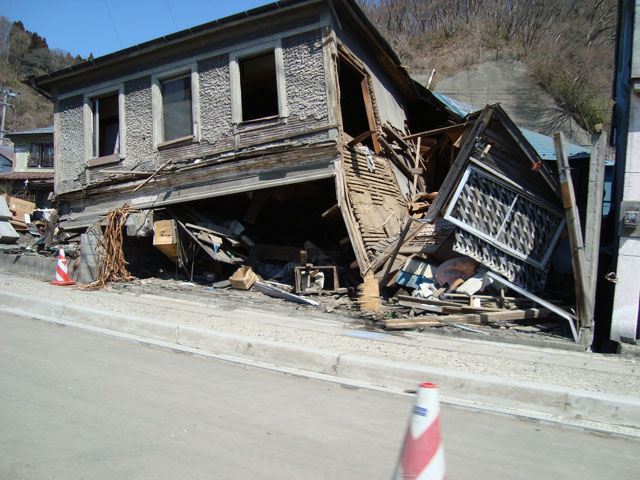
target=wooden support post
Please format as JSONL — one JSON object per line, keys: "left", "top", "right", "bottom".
{"left": 584, "top": 132, "right": 607, "bottom": 304}
{"left": 412, "top": 136, "right": 422, "bottom": 198}
{"left": 554, "top": 133, "right": 593, "bottom": 346}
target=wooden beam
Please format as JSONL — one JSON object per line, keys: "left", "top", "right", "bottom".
{"left": 554, "top": 132, "right": 593, "bottom": 342}
{"left": 584, "top": 132, "right": 607, "bottom": 308}
{"left": 347, "top": 130, "right": 375, "bottom": 148}
{"left": 424, "top": 106, "right": 494, "bottom": 222}
{"left": 132, "top": 159, "right": 172, "bottom": 193}
{"left": 360, "top": 77, "right": 380, "bottom": 154}
{"left": 321, "top": 202, "right": 340, "bottom": 218}
{"left": 411, "top": 136, "right": 422, "bottom": 198}
{"left": 402, "top": 123, "right": 467, "bottom": 141}
{"left": 378, "top": 136, "right": 412, "bottom": 178}
{"left": 385, "top": 308, "right": 551, "bottom": 329}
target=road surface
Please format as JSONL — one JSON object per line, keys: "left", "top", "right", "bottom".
{"left": 1, "top": 313, "right": 638, "bottom": 479}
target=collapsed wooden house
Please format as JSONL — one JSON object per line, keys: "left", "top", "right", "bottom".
{"left": 32, "top": 0, "right": 596, "bottom": 342}
{"left": 32, "top": 0, "right": 456, "bottom": 274}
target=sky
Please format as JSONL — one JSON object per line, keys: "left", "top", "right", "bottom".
{"left": 0, "top": 0, "right": 275, "bottom": 59}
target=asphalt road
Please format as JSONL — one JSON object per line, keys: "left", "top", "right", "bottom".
{"left": 1, "top": 313, "right": 638, "bottom": 480}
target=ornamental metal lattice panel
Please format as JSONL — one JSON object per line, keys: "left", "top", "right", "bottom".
{"left": 444, "top": 166, "right": 565, "bottom": 270}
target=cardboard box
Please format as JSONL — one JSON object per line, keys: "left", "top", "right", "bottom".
{"left": 153, "top": 220, "right": 178, "bottom": 259}
{"left": 229, "top": 266, "right": 257, "bottom": 290}
{"left": 9, "top": 197, "right": 36, "bottom": 215}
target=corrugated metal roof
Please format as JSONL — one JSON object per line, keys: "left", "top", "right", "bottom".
{"left": 0, "top": 145, "right": 14, "bottom": 161}
{"left": 519, "top": 127, "right": 590, "bottom": 160}
{"left": 431, "top": 92, "right": 590, "bottom": 160}
{"left": 6, "top": 126, "right": 54, "bottom": 137}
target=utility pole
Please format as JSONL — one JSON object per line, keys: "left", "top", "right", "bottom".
{"left": 0, "top": 88, "right": 17, "bottom": 145}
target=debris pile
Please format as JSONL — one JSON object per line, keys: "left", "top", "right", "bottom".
{"left": 0, "top": 103, "right": 602, "bottom": 345}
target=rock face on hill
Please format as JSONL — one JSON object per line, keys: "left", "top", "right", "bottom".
{"left": 414, "top": 59, "right": 591, "bottom": 146}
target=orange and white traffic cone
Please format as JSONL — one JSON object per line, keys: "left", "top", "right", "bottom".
{"left": 393, "top": 382, "right": 445, "bottom": 480}
{"left": 51, "top": 249, "right": 76, "bottom": 286}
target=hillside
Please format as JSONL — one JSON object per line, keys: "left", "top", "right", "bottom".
{"left": 0, "top": 16, "right": 87, "bottom": 133}
{"left": 359, "top": 0, "right": 617, "bottom": 135}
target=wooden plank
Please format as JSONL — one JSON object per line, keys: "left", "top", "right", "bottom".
{"left": 185, "top": 222, "right": 240, "bottom": 246}
{"left": 174, "top": 218, "right": 236, "bottom": 264}
{"left": 402, "top": 123, "right": 467, "bottom": 141}
{"left": 396, "top": 294, "right": 464, "bottom": 308}
{"left": 360, "top": 77, "right": 381, "bottom": 154}
{"left": 347, "top": 130, "right": 375, "bottom": 147}
{"left": 554, "top": 133, "right": 592, "bottom": 341}
{"left": 322, "top": 203, "right": 340, "bottom": 218}
{"left": 584, "top": 132, "right": 607, "bottom": 309}
{"left": 132, "top": 159, "right": 172, "bottom": 193}
{"left": 385, "top": 308, "right": 551, "bottom": 329}
{"left": 412, "top": 136, "right": 422, "bottom": 198}
{"left": 424, "top": 105, "right": 494, "bottom": 222}
{"left": 382, "top": 123, "right": 411, "bottom": 152}
{"left": 378, "top": 136, "right": 412, "bottom": 178}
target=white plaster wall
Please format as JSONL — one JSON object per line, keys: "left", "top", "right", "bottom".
{"left": 611, "top": 88, "right": 640, "bottom": 342}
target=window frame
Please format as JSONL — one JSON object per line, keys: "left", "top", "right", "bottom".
{"left": 152, "top": 63, "right": 200, "bottom": 150}
{"left": 27, "top": 142, "right": 54, "bottom": 169}
{"left": 83, "top": 85, "right": 126, "bottom": 165}
{"left": 229, "top": 40, "right": 288, "bottom": 125}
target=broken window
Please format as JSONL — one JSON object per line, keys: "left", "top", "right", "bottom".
{"left": 239, "top": 51, "right": 279, "bottom": 122}
{"left": 28, "top": 142, "right": 54, "bottom": 168}
{"left": 338, "top": 55, "right": 378, "bottom": 151}
{"left": 91, "top": 93, "right": 120, "bottom": 158}
{"left": 160, "top": 74, "right": 193, "bottom": 142}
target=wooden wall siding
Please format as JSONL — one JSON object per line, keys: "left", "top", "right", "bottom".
{"left": 151, "top": 118, "right": 333, "bottom": 166}
{"left": 340, "top": 145, "right": 408, "bottom": 270}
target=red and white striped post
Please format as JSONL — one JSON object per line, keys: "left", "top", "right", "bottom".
{"left": 393, "top": 382, "right": 445, "bottom": 480}
{"left": 50, "top": 249, "right": 76, "bottom": 286}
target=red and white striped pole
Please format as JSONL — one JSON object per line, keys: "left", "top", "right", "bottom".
{"left": 394, "top": 382, "right": 445, "bottom": 480}
{"left": 50, "top": 249, "right": 76, "bottom": 286}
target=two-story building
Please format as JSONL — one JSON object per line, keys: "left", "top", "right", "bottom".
{"left": 33, "top": 0, "right": 457, "bottom": 275}
{"left": 0, "top": 126, "right": 54, "bottom": 207}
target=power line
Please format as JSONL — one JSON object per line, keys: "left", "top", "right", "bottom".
{"left": 103, "top": 0, "right": 124, "bottom": 50}
{"left": 163, "top": 0, "right": 179, "bottom": 31}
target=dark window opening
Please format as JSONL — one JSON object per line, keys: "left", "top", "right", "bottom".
{"left": 161, "top": 75, "right": 193, "bottom": 142}
{"left": 240, "top": 51, "right": 278, "bottom": 121}
{"left": 92, "top": 94, "right": 119, "bottom": 158}
{"left": 28, "top": 142, "right": 54, "bottom": 168}
{"left": 338, "top": 57, "right": 372, "bottom": 147}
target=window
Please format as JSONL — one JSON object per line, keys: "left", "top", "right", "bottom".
{"left": 160, "top": 74, "right": 193, "bottom": 142}
{"left": 338, "top": 54, "right": 379, "bottom": 152}
{"left": 28, "top": 142, "right": 54, "bottom": 168}
{"left": 230, "top": 41, "right": 287, "bottom": 125}
{"left": 92, "top": 93, "right": 120, "bottom": 158}
{"left": 239, "top": 51, "right": 278, "bottom": 121}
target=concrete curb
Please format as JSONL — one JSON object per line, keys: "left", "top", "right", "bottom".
{"left": 2, "top": 289, "right": 639, "bottom": 432}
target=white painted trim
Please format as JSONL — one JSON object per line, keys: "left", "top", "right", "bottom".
{"left": 57, "top": 22, "right": 327, "bottom": 101}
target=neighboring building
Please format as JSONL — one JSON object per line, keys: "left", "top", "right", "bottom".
{"left": 609, "top": 0, "right": 640, "bottom": 344}
{"left": 0, "top": 126, "right": 54, "bottom": 206}
{"left": 0, "top": 146, "right": 13, "bottom": 173}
